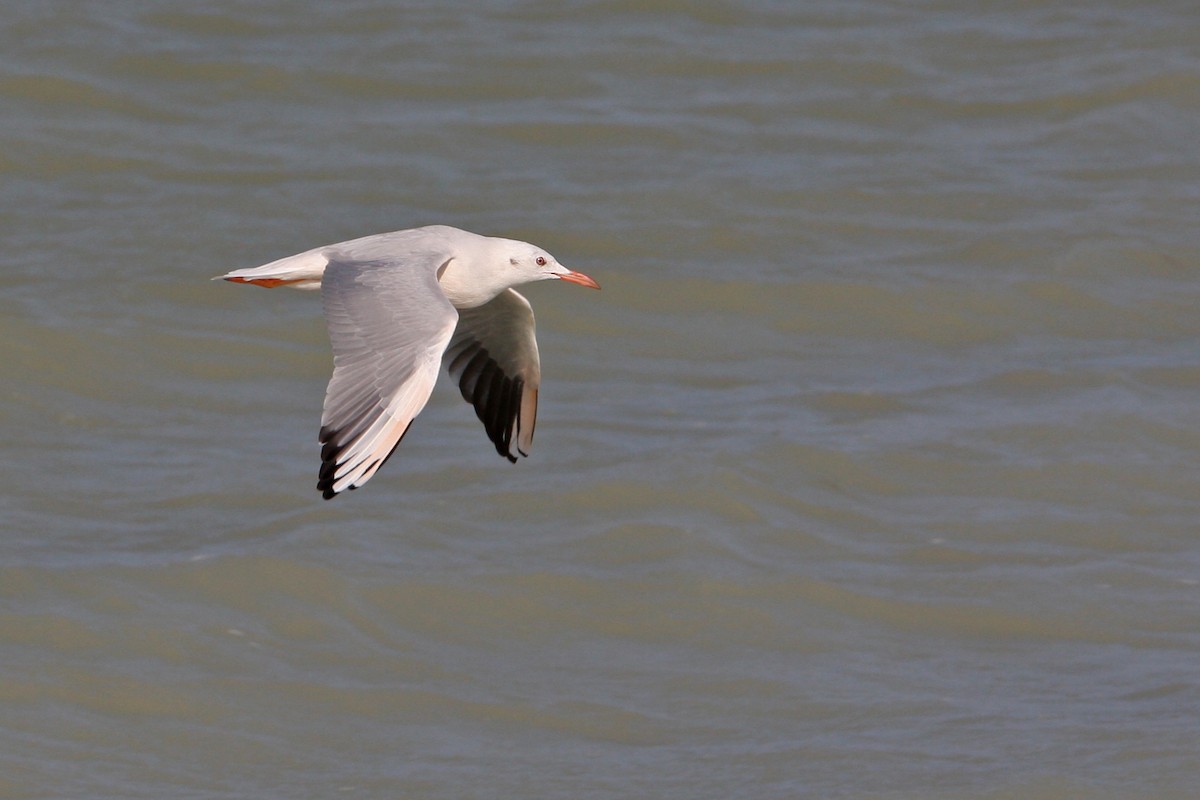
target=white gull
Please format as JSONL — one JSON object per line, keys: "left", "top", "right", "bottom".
{"left": 217, "top": 225, "right": 600, "bottom": 499}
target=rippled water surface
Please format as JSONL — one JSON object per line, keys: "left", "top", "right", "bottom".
{"left": 3, "top": 2, "right": 1199, "bottom": 798}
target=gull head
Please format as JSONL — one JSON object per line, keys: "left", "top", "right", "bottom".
{"left": 504, "top": 242, "right": 601, "bottom": 290}
{"left": 437, "top": 229, "right": 601, "bottom": 308}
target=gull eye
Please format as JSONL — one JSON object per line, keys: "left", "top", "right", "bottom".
{"left": 535, "top": 256, "right": 547, "bottom": 266}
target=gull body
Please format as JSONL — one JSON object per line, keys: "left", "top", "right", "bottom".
{"left": 217, "top": 225, "right": 600, "bottom": 499}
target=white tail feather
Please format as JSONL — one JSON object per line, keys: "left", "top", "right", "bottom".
{"left": 214, "top": 247, "right": 330, "bottom": 290}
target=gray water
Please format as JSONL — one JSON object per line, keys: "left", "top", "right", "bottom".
{"left": 3, "top": 2, "right": 1199, "bottom": 798}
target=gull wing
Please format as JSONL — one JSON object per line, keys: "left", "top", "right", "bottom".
{"left": 443, "top": 288, "right": 541, "bottom": 462}
{"left": 317, "top": 257, "right": 458, "bottom": 499}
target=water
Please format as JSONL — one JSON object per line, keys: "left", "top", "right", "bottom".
{"left": 3, "top": 2, "right": 1199, "bottom": 797}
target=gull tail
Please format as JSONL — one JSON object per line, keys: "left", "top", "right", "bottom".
{"left": 213, "top": 247, "right": 330, "bottom": 290}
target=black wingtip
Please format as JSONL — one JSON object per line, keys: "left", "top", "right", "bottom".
{"left": 317, "top": 444, "right": 339, "bottom": 500}
{"left": 314, "top": 418, "right": 414, "bottom": 500}
{"left": 317, "top": 467, "right": 338, "bottom": 499}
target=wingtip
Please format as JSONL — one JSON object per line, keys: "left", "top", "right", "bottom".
{"left": 317, "top": 473, "right": 346, "bottom": 500}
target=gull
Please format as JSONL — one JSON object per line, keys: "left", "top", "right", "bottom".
{"left": 217, "top": 225, "right": 600, "bottom": 499}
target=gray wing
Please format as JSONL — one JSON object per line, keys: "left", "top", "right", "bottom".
{"left": 443, "top": 288, "right": 541, "bottom": 462}
{"left": 318, "top": 258, "right": 458, "bottom": 499}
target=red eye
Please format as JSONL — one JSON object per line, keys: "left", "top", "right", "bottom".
{"left": 536, "top": 256, "right": 546, "bottom": 266}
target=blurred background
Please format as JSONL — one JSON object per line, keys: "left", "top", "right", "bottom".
{"left": 2, "top": 2, "right": 1198, "bottom": 798}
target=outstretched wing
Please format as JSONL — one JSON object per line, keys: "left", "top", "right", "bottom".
{"left": 443, "top": 289, "right": 541, "bottom": 462}
{"left": 317, "top": 257, "right": 458, "bottom": 499}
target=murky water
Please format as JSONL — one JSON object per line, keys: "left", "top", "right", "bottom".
{"left": 2, "top": 2, "right": 1198, "bottom": 798}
